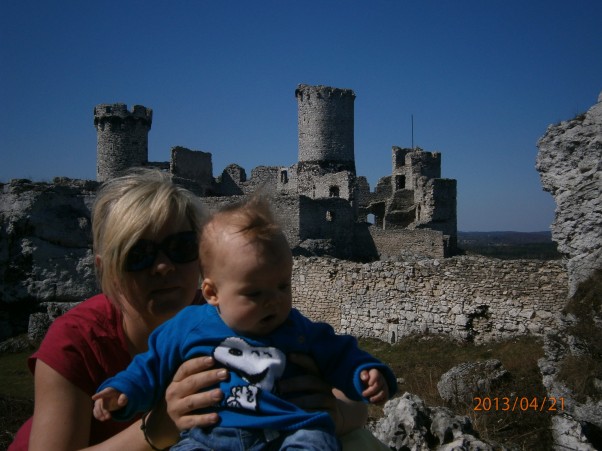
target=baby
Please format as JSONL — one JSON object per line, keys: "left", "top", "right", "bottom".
{"left": 93, "top": 196, "right": 397, "bottom": 450}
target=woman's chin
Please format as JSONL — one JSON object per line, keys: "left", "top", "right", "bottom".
{"left": 149, "top": 289, "right": 189, "bottom": 317}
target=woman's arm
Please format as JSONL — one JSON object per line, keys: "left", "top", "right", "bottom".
{"left": 29, "top": 361, "right": 157, "bottom": 451}
{"left": 28, "top": 358, "right": 226, "bottom": 451}
{"left": 29, "top": 361, "right": 92, "bottom": 450}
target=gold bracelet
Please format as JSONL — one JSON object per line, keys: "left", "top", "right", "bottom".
{"left": 140, "top": 411, "right": 171, "bottom": 451}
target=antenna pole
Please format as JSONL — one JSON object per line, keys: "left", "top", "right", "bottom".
{"left": 411, "top": 114, "right": 414, "bottom": 149}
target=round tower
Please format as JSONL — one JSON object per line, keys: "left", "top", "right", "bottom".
{"left": 94, "top": 103, "right": 153, "bottom": 182}
{"left": 295, "top": 84, "right": 356, "bottom": 174}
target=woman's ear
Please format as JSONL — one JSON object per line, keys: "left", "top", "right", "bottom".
{"left": 94, "top": 255, "right": 102, "bottom": 269}
{"left": 202, "top": 279, "right": 219, "bottom": 306}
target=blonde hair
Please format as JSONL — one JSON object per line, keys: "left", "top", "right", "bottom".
{"left": 92, "top": 168, "right": 207, "bottom": 302}
{"left": 200, "top": 195, "right": 289, "bottom": 277}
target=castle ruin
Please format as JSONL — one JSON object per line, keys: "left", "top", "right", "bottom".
{"left": 94, "top": 84, "right": 457, "bottom": 261}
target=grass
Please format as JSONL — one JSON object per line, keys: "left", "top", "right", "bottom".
{"left": 0, "top": 349, "right": 34, "bottom": 449}
{"left": 359, "top": 335, "right": 554, "bottom": 450}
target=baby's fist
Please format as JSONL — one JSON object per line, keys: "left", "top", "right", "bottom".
{"left": 360, "top": 369, "right": 389, "bottom": 404}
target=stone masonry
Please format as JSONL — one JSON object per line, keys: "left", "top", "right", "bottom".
{"left": 291, "top": 256, "right": 567, "bottom": 344}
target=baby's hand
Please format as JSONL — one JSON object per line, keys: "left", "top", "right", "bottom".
{"left": 360, "top": 369, "right": 389, "bottom": 404}
{"left": 91, "top": 387, "right": 129, "bottom": 422}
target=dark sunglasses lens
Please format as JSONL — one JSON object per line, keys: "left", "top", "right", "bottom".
{"left": 164, "top": 232, "right": 198, "bottom": 263}
{"left": 125, "top": 241, "right": 157, "bottom": 271}
{"left": 125, "top": 232, "right": 198, "bottom": 271}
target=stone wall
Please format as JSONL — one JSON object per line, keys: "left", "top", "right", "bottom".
{"left": 369, "top": 228, "right": 446, "bottom": 260}
{"left": 292, "top": 256, "right": 568, "bottom": 343}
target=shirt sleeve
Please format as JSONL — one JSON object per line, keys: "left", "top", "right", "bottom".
{"left": 301, "top": 313, "right": 398, "bottom": 402}
{"left": 30, "top": 297, "right": 131, "bottom": 396}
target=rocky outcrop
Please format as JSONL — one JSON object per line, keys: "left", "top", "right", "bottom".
{"left": 536, "top": 91, "right": 602, "bottom": 297}
{"left": 437, "top": 360, "right": 509, "bottom": 405}
{"left": 370, "top": 392, "right": 509, "bottom": 450}
{"left": 0, "top": 178, "right": 98, "bottom": 339}
{"left": 536, "top": 91, "right": 602, "bottom": 450}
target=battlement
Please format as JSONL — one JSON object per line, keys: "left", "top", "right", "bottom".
{"left": 93, "top": 103, "right": 153, "bottom": 128}
{"left": 392, "top": 146, "right": 441, "bottom": 170}
{"left": 295, "top": 84, "right": 356, "bottom": 101}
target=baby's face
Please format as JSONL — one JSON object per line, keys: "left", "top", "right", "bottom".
{"left": 209, "top": 236, "right": 293, "bottom": 336}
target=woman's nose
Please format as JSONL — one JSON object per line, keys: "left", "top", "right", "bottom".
{"left": 150, "top": 250, "right": 175, "bottom": 275}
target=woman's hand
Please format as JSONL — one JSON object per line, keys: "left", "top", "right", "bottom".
{"left": 165, "top": 356, "right": 229, "bottom": 431}
{"left": 277, "top": 353, "right": 368, "bottom": 435}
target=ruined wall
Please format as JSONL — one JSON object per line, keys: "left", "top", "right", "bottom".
{"left": 199, "top": 194, "right": 302, "bottom": 250}
{"left": 369, "top": 228, "right": 446, "bottom": 260}
{"left": 170, "top": 146, "right": 213, "bottom": 193}
{"left": 292, "top": 256, "right": 568, "bottom": 344}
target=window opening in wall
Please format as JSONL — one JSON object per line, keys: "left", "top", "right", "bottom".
{"left": 280, "top": 170, "right": 288, "bottom": 184}
{"left": 329, "top": 186, "right": 340, "bottom": 197}
{"left": 395, "top": 175, "right": 405, "bottom": 190}
{"left": 326, "top": 210, "right": 334, "bottom": 222}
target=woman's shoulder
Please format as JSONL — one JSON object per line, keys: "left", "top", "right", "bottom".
{"left": 31, "top": 293, "right": 130, "bottom": 393}
{"left": 53, "top": 293, "right": 121, "bottom": 330}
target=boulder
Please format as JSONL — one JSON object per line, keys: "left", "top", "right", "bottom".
{"left": 437, "top": 360, "right": 509, "bottom": 405}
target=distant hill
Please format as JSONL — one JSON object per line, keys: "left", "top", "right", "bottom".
{"left": 457, "top": 231, "right": 561, "bottom": 260}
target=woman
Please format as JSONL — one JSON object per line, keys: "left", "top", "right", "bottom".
{"left": 9, "top": 169, "right": 377, "bottom": 450}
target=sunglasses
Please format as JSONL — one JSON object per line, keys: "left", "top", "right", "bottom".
{"left": 125, "top": 231, "right": 199, "bottom": 272}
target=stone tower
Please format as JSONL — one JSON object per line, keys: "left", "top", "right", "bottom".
{"left": 94, "top": 103, "right": 153, "bottom": 182}
{"left": 294, "top": 84, "right": 357, "bottom": 204}
{"left": 295, "top": 84, "right": 356, "bottom": 175}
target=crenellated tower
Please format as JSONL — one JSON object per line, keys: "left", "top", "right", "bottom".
{"left": 295, "top": 84, "right": 357, "bottom": 203}
{"left": 295, "top": 84, "right": 356, "bottom": 174}
{"left": 94, "top": 103, "right": 153, "bottom": 182}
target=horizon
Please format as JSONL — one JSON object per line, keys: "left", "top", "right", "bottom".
{"left": 1, "top": 1, "right": 601, "bottom": 232}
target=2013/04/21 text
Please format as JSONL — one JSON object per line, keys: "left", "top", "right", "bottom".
{"left": 473, "top": 397, "right": 564, "bottom": 412}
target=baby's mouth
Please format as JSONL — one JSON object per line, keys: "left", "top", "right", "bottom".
{"left": 261, "top": 314, "right": 276, "bottom": 323}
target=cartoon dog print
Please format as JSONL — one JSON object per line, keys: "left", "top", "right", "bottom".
{"left": 213, "top": 337, "right": 286, "bottom": 411}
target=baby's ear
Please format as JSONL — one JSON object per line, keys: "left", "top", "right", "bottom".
{"left": 202, "top": 279, "right": 219, "bottom": 306}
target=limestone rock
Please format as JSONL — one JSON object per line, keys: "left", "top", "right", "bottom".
{"left": 551, "top": 415, "right": 598, "bottom": 451}
{"left": 437, "top": 360, "right": 509, "bottom": 405}
{"left": 370, "top": 392, "right": 509, "bottom": 450}
{"left": 0, "top": 178, "right": 98, "bottom": 338}
{"left": 536, "top": 91, "right": 602, "bottom": 296}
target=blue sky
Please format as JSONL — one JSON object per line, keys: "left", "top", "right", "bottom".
{"left": 1, "top": 1, "right": 601, "bottom": 232}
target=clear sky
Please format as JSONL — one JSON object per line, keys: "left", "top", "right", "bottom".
{"left": 1, "top": 1, "right": 601, "bottom": 232}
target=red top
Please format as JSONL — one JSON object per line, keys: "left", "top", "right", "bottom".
{"left": 9, "top": 294, "right": 136, "bottom": 450}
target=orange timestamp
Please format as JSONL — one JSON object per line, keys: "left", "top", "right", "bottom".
{"left": 473, "top": 396, "right": 565, "bottom": 412}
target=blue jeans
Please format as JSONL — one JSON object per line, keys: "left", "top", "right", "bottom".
{"left": 172, "top": 426, "right": 341, "bottom": 450}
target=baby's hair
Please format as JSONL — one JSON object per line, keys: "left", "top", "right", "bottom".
{"left": 200, "top": 195, "right": 289, "bottom": 276}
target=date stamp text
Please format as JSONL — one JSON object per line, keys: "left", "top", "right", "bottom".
{"left": 473, "top": 396, "right": 565, "bottom": 412}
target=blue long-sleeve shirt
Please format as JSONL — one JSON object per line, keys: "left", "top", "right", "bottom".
{"left": 98, "top": 304, "right": 397, "bottom": 431}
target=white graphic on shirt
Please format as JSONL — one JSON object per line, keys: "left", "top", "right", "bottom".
{"left": 213, "top": 337, "right": 286, "bottom": 411}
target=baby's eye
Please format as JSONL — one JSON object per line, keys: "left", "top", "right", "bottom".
{"left": 245, "top": 291, "right": 261, "bottom": 298}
